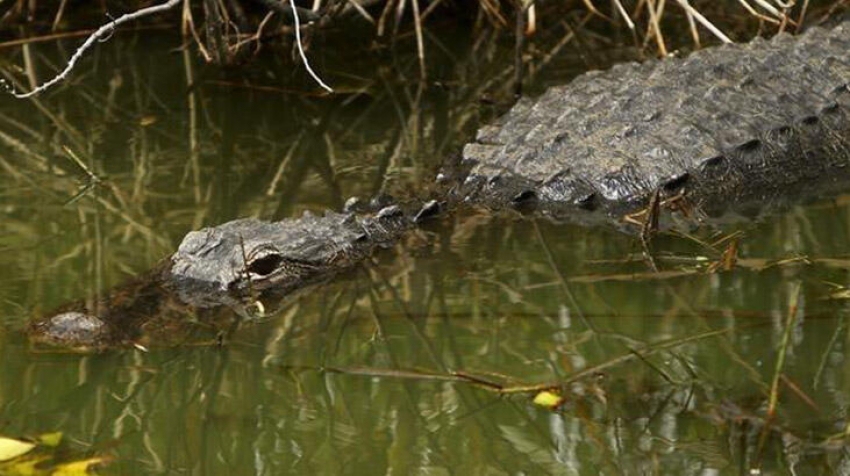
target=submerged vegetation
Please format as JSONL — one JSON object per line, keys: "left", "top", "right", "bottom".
{"left": 0, "top": 0, "right": 849, "bottom": 474}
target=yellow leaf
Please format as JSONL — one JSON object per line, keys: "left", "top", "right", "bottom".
{"left": 37, "top": 432, "right": 62, "bottom": 447}
{"left": 0, "top": 437, "right": 36, "bottom": 462}
{"left": 51, "top": 456, "right": 107, "bottom": 476}
{"left": 2, "top": 455, "right": 50, "bottom": 476}
{"left": 532, "top": 390, "right": 564, "bottom": 409}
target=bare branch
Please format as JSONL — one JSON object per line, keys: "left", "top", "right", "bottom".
{"left": 3, "top": 0, "right": 182, "bottom": 99}
{"left": 289, "top": 0, "right": 333, "bottom": 93}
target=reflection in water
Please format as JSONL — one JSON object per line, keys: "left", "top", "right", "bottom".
{"left": 2, "top": 12, "right": 850, "bottom": 475}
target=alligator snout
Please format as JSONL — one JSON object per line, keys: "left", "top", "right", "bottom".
{"left": 28, "top": 311, "right": 109, "bottom": 349}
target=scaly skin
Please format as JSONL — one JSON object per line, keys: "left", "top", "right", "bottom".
{"left": 462, "top": 21, "right": 850, "bottom": 219}
{"left": 28, "top": 20, "right": 850, "bottom": 349}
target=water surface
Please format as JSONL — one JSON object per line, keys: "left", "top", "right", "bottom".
{"left": 2, "top": 15, "right": 850, "bottom": 475}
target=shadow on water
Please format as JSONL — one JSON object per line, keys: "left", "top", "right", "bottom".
{"left": 2, "top": 5, "right": 850, "bottom": 474}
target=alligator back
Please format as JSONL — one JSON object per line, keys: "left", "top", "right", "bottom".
{"left": 461, "top": 21, "right": 850, "bottom": 220}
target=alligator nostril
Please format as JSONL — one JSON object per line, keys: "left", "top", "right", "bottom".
{"left": 247, "top": 254, "right": 283, "bottom": 276}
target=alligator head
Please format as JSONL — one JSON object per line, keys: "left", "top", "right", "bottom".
{"left": 168, "top": 208, "right": 408, "bottom": 308}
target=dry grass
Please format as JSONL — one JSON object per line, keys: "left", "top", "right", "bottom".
{"left": 0, "top": 0, "right": 844, "bottom": 96}
{"left": 0, "top": 0, "right": 847, "bottom": 69}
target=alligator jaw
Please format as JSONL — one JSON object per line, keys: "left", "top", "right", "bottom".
{"left": 167, "top": 209, "right": 409, "bottom": 307}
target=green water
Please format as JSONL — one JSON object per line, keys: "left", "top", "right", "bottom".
{"left": 2, "top": 15, "right": 850, "bottom": 475}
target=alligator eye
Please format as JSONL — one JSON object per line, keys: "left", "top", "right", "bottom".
{"left": 247, "top": 254, "right": 283, "bottom": 277}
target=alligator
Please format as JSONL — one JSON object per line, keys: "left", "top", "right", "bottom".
{"left": 28, "top": 18, "right": 850, "bottom": 350}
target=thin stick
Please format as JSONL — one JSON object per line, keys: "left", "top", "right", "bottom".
{"left": 183, "top": 0, "right": 212, "bottom": 62}
{"left": 736, "top": 0, "right": 783, "bottom": 24}
{"left": 580, "top": 0, "right": 612, "bottom": 20}
{"left": 513, "top": 0, "right": 526, "bottom": 97}
{"left": 765, "top": 283, "right": 802, "bottom": 418}
{"left": 289, "top": 0, "right": 333, "bottom": 93}
{"left": 795, "top": 0, "right": 810, "bottom": 30}
{"left": 526, "top": 2, "right": 536, "bottom": 35}
{"left": 419, "top": 0, "right": 445, "bottom": 21}
{"left": 62, "top": 145, "right": 100, "bottom": 182}
{"left": 0, "top": 29, "right": 95, "bottom": 49}
{"left": 611, "top": 0, "right": 636, "bottom": 30}
{"left": 499, "top": 326, "right": 737, "bottom": 394}
{"left": 4, "top": 0, "right": 182, "bottom": 99}
{"left": 674, "top": 0, "right": 733, "bottom": 44}
{"left": 230, "top": 11, "right": 275, "bottom": 52}
{"left": 646, "top": 0, "right": 668, "bottom": 56}
{"left": 813, "top": 318, "right": 843, "bottom": 390}
{"left": 344, "top": 0, "right": 375, "bottom": 24}
{"left": 532, "top": 220, "right": 595, "bottom": 333}
{"left": 51, "top": 0, "right": 68, "bottom": 31}
{"left": 683, "top": 2, "right": 700, "bottom": 47}
{"left": 751, "top": 0, "right": 783, "bottom": 18}
{"left": 756, "top": 282, "right": 803, "bottom": 461}
{"left": 324, "top": 366, "right": 503, "bottom": 390}
{"left": 410, "top": 0, "right": 427, "bottom": 80}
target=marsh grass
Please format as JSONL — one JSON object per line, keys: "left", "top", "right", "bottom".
{"left": 0, "top": 0, "right": 847, "bottom": 93}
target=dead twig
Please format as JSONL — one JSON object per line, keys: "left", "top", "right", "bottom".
{"left": 673, "top": 0, "right": 733, "bottom": 43}
{"left": 289, "top": 0, "right": 333, "bottom": 92}
{"left": 324, "top": 366, "right": 504, "bottom": 390}
{"left": 3, "top": 0, "right": 182, "bottom": 98}
{"left": 498, "top": 326, "right": 742, "bottom": 395}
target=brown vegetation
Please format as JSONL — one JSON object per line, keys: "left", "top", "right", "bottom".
{"left": 0, "top": 0, "right": 847, "bottom": 97}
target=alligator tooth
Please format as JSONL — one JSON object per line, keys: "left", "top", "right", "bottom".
{"left": 700, "top": 155, "right": 726, "bottom": 170}
{"left": 414, "top": 200, "right": 441, "bottom": 223}
{"left": 511, "top": 190, "right": 536, "bottom": 204}
{"left": 370, "top": 193, "right": 395, "bottom": 209}
{"left": 344, "top": 196, "right": 362, "bottom": 212}
{"left": 576, "top": 193, "right": 597, "bottom": 210}
{"left": 820, "top": 102, "right": 840, "bottom": 115}
{"left": 377, "top": 205, "right": 403, "bottom": 219}
{"left": 736, "top": 139, "right": 761, "bottom": 153}
{"left": 341, "top": 213, "right": 357, "bottom": 226}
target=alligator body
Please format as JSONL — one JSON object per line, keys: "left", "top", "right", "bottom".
{"left": 30, "top": 19, "right": 850, "bottom": 349}
{"left": 462, "top": 20, "right": 850, "bottom": 218}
